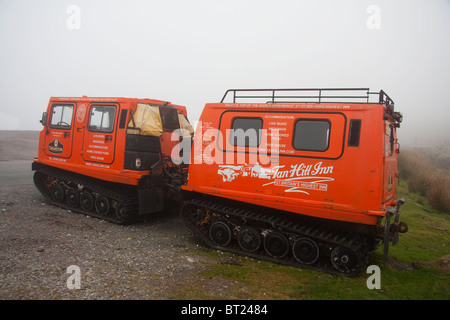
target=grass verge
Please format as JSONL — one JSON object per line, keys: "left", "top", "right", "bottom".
{"left": 175, "top": 180, "right": 450, "bottom": 300}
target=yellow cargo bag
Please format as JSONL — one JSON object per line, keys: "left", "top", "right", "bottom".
{"left": 127, "top": 103, "right": 163, "bottom": 136}
{"left": 178, "top": 114, "right": 194, "bottom": 138}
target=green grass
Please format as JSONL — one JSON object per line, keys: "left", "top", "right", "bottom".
{"left": 175, "top": 180, "right": 450, "bottom": 300}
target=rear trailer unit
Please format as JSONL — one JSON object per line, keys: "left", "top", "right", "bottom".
{"left": 181, "top": 88, "right": 407, "bottom": 275}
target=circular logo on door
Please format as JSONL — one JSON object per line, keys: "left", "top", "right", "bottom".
{"left": 76, "top": 104, "right": 86, "bottom": 123}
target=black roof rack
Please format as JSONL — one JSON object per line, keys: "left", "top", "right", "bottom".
{"left": 220, "top": 88, "right": 394, "bottom": 106}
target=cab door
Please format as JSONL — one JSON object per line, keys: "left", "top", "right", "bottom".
{"left": 82, "top": 104, "right": 118, "bottom": 166}
{"left": 44, "top": 103, "right": 75, "bottom": 159}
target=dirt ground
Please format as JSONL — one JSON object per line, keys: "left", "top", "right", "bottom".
{"left": 0, "top": 131, "right": 234, "bottom": 300}
{"left": 0, "top": 184, "right": 229, "bottom": 299}
{"left": 0, "top": 131, "right": 39, "bottom": 161}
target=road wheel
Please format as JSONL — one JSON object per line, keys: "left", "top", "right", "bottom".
{"left": 66, "top": 188, "right": 80, "bottom": 207}
{"left": 209, "top": 221, "right": 232, "bottom": 247}
{"left": 238, "top": 227, "right": 261, "bottom": 252}
{"left": 292, "top": 238, "right": 319, "bottom": 264}
{"left": 330, "top": 246, "right": 359, "bottom": 273}
{"left": 80, "top": 191, "right": 94, "bottom": 211}
{"left": 50, "top": 182, "right": 64, "bottom": 202}
{"left": 264, "top": 231, "right": 289, "bottom": 258}
{"left": 95, "top": 195, "right": 110, "bottom": 215}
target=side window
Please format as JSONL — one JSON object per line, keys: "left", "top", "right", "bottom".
{"left": 119, "top": 109, "right": 128, "bottom": 129}
{"left": 88, "top": 105, "right": 117, "bottom": 133}
{"left": 293, "top": 119, "right": 330, "bottom": 152}
{"left": 230, "top": 117, "right": 263, "bottom": 147}
{"left": 159, "top": 107, "right": 180, "bottom": 131}
{"left": 348, "top": 119, "right": 362, "bottom": 147}
{"left": 49, "top": 104, "right": 74, "bottom": 129}
{"left": 389, "top": 125, "right": 394, "bottom": 156}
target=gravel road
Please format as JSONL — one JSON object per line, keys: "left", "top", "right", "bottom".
{"left": 0, "top": 184, "right": 227, "bottom": 300}
{"left": 0, "top": 132, "right": 245, "bottom": 301}
{"left": 0, "top": 160, "right": 33, "bottom": 186}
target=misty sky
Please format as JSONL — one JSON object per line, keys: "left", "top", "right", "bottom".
{"left": 0, "top": 0, "right": 449, "bottom": 146}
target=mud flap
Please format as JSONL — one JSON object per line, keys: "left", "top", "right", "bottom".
{"left": 138, "top": 174, "right": 165, "bottom": 215}
{"left": 383, "top": 198, "right": 408, "bottom": 264}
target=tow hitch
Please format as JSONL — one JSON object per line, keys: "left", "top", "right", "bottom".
{"left": 383, "top": 198, "right": 408, "bottom": 264}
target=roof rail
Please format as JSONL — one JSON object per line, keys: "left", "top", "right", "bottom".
{"left": 220, "top": 88, "right": 394, "bottom": 106}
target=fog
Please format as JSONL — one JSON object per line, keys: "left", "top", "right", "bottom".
{"left": 1, "top": 0, "right": 449, "bottom": 146}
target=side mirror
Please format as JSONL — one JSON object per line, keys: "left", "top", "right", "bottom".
{"left": 40, "top": 112, "right": 48, "bottom": 126}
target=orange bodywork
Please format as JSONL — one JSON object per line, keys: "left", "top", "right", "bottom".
{"left": 183, "top": 102, "right": 399, "bottom": 226}
{"left": 34, "top": 96, "right": 187, "bottom": 186}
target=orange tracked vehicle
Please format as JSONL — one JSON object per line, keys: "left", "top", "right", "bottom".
{"left": 32, "top": 96, "right": 193, "bottom": 223}
{"left": 180, "top": 88, "right": 407, "bottom": 275}
{"left": 32, "top": 88, "right": 407, "bottom": 275}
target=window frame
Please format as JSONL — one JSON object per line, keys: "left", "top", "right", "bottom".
{"left": 159, "top": 106, "right": 181, "bottom": 132}
{"left": 230, "top": 117, "right": 263, "bottom": 148}
{"left": 48, "top": 104, "right": 74, "bottom": 130}
{"left": 88, "top": 105, "right": 117, "bottom": 133}
{"left": 292, "top": 118, "right": 331, "bottom": 152}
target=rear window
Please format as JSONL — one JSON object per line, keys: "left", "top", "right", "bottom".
{"left": 293, "top": 119, "right": 330, "bottom": 152}
{"left": 159, "top": 107, "right": 180, "bottom": 131}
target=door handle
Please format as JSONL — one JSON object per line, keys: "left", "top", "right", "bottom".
{"left": 64, "top": 132, "right": 70, "bottom": 138}
{"left": 105, "top": 135, "right": 112, "bottom": 142}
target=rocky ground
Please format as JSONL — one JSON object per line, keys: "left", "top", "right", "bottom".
{"left": 0, "top": 130, "right": 249, "bottom": 300}
{"left": 0, "top": 184, "right": 238, "bottom": 299}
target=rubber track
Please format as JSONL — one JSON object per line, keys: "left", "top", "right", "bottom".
{"left": 33, "top": 164, "right": 140, "bottom": 224}
{"left": 182, "top": 195, "right": 374, "bottom": 276}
